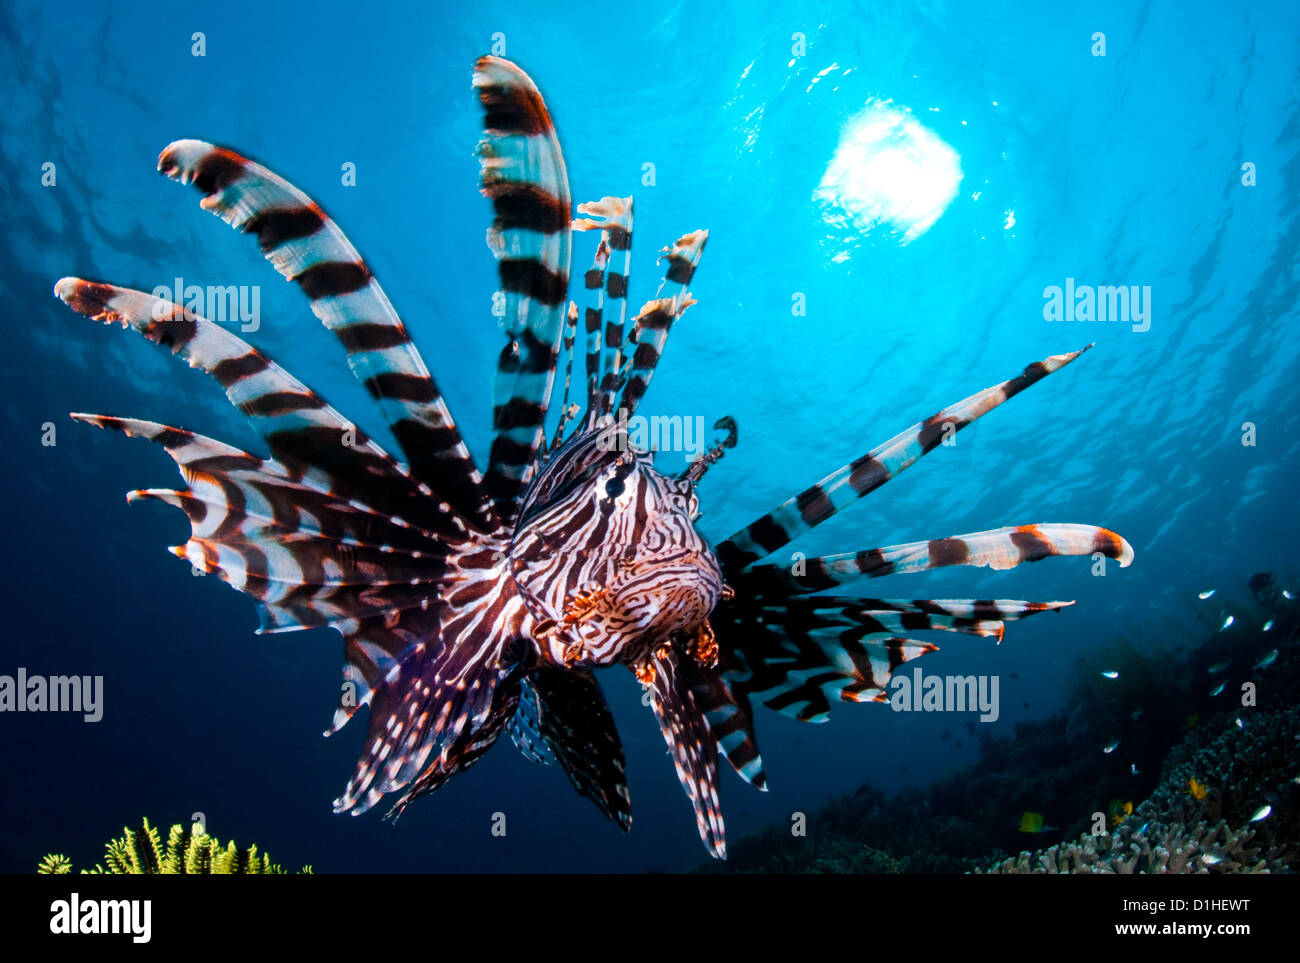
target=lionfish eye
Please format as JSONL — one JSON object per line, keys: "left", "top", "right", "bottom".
{"left": 604, "top": 478, "right": 625, "bottom": 498}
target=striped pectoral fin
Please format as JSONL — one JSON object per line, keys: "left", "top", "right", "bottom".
{"left": 734, "top": 523, "right": 1133, "bottom": 596}
{"left": 572, "top": 196, "right": 634, "bottom": 423}
{"left": 176, "top": 532, "right": 451, "bottom": 633}
{"left": 678, "top": 656, "right": 767, "bottom": 791}
{"left": 53, "top": 278, "right": 469, "bottom": 541}
{"left": 331, "top": 596, "right": 517, "bottom": 816}
{"left": 73, "top": 413, "right": 450, "bottom": 555}
{"left": 474, "top": 56, "right": 574, "bottom": 523}
{"left": 643, "top": 645, "right": 727, "bottom": 859}
{"left": 527, "top": 667, "right": 632, "bottom": 832}
{"left": 714, "top": 597, "right": 946, "bottom": 725}
{"left": 715, "top": 345, "right": 1096, "bottom": 571}
{"left": 385, "top": 682, "right": 523, "bottom": 821}
{"left": 71, "top": 415, "right": 457, "bottom": 636}
{"left": 155, "top": 140, "right": 490, "bottom": 530}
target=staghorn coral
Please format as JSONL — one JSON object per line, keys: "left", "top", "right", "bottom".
{"left": 38, "top": 818, "right": 312, "bottom": 874}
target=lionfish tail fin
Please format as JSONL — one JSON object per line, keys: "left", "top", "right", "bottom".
{"left": 716, "top": 345, "right": 1095, "bottom": 570}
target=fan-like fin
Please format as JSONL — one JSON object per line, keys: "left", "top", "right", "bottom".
{"left": 385, "top": 683, "right": 524, "bottom": 820}
{"left": 508, "top": 675, "right": 555, "bottom": 765}
{"left": 70, "top": 414, "right": 454, "bottom": 633}
{"left": 615, "top": 230, "right": 708, "bottom": 419}
{"left": 677, "top": 656, "right": 767, "bottom": 791}
{"left": 529, "top": 667, "right": 632, "bottom": 832}
{"left": 716, "top": 345, "right": 1095, "bottom": 571}
{"left": 125, "top": 485, "right": 441, "bottom": 556}
{"left": 474, "top": 56, "right": 574, "bottom": 524}
{"left": 734, "top": 524, "right": 1133, "bottom": 596}
{"left": 716, "top": 593, "right": 1071, "bottom": 725}
{"left": 156, "top": 138, "right": 491, "bottom": 530}
{"left": 714, "top": 599, "right": 926, "bottom": 724}
{"left": 572, "top": 196, "right": 634, "bottom": 424}
{"left": 643, "top": 645, "right": 727, "bottom": 859}
{"left": 332, "top": 566, "right": 525, "bottom": 814}
{"left": 54, "top": 278, "right": 469, "bottom": 542}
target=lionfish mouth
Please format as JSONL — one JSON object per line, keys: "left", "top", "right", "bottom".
{"left": 608, "top": 547, "right": 724, "bottom": 643}
{"left": 52, "top": 54, "right": 1133, "bottom": 862}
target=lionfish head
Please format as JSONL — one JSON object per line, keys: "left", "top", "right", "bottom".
{"left": 510, "top": 427, "right": 722, "bottom": 668}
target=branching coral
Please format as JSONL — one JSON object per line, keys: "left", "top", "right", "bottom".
{"left": 979, "top": 814, "right": 1281, "bottom": 874}
{"left": 38, "top": 818, "right": 312, "bottom": 874}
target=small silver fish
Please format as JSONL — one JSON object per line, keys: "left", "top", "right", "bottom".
{"left": 1201, "top": 852, "right": 1224, "bottom": 865}
{"left": 1235, "top": 717, "right": 1245, "bottom": 729}
{"left": 1130, "top": 763, "right": 1139, "bottom": 775}
{"left": 1250, "top": 804, "right": 1272, "bottom": 822}
{"left": 1208, "top": 659, "right": 1230, "bottom": 674}
{"left": 1100, "top": 670, "right": 1119, "bottom": 679}
{"left": 1285, "top": 590, "right": 1295, "bottom": 600}
{"left": 1263, "top": 619, "right": 1275, "bottom": 632}
{"left": 1219, "top": 614, "right": 1235, "bottom": 630}
{"left": 1103, "top": 739, "right": 1121, "bottom": 754}
{"left": 1209, "top": 681, "right": 1226, "bottom": 696}
{"left": 1198, "top": 589, "right": 1216, "bottom": 600}
{"left": 1253, "top": 649, "right": 1278, "bottom": 670}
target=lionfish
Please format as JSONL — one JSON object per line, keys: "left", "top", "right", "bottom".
{"left": 53, "top": 56, "right": 1132, "bottom": 859}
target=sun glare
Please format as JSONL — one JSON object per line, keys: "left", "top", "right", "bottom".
{"left": 813, "top": 99, "right": 963, "bottom": 245}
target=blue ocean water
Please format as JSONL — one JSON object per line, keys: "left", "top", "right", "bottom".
{"left": 0, "top": 0, "right": 1296, "bottom": 873}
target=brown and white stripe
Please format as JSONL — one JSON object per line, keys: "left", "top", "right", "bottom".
{"left": 474, "top": 56, "right": 574, "bottom": 524}
{"left": 156, "top": 139, "right": 492, "bottom": 531}
{"left": 645, "top": 644, "right": 726, "bottom": 858}
{"left": 614, "top": 229, "right": 707, "bottom": 420}
{"left": 734, "top": 524, "right": 1134, "bottom": 596}
{"left": 716, "top": 345, "right": 1096, "bottom": 571}
{"left": 572, "top": 195, "right": 634, "bottom": 424}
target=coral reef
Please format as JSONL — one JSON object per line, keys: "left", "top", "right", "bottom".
{"left": 980, "top": 817, "right": 1280, "bottom": 874}
{"left": 983, "top": 699, "right": 1299, "bottom": 873}
{"left": 38, "top": 818, "right": 311, "bottom": 874}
